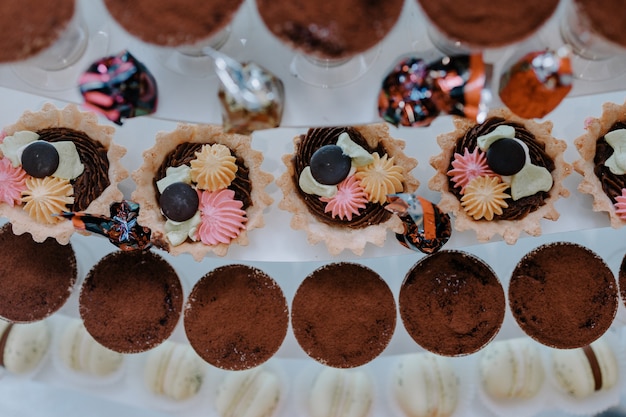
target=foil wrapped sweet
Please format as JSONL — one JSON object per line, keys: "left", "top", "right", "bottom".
{"left": 378, "top": 54, "right": 488, "bottom": 127}
{"left": 499, "top": 48, "right": 573, "bottom": 119}
{"left": 61, "top": 200, "right": 152, "bottom": 251}
{"left": 205, "top": 48, "right": 284, "bottom": 134}
{"left": 385, "top": 193, "right": 451, "bottom": 254}
{"left": 79, "top": 50, "right": 158, "bottom": 125}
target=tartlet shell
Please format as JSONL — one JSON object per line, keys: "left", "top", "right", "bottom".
{"left": 573, "top": 100, "right": 626, "bottom": 228}
{"left": 428, "top": 108, "right": 571, "bottom": 244}
{"left": 131, "top": 123, "right": 273, "bottom": 261}
{"left": 276, "top": 123, "right": 419, "bottom": 256}
{"left": 0, "top": 103, "right": 127, "bottom": 244}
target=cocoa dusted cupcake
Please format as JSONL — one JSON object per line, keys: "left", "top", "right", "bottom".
{"left": 416, "top": 0, "right": 559, "bottom": 49}
{"left": 509, "top": 242, "right": 618, "bottom": 349}
{"left": 79, "top": 250, "right": 183, "bottom": 354}
{"left": 103, "top": 0, "right": 244, "bottom": 49}
{"left": 131, "top": 123, "right": 273, "bottom": 260}
{"left": 399, "top": 250, "right": 505, "bottom": 356}
{"left": 255, "top": 0, "right": 404, "bottom": 60}
{"left": 291, "top": 262, "right": 396, "bottom": 368}
{"left": 277, "top": 124, "right": 418, "bottom": 255}
{"left": 184, "top": 264, "right": 289, "bottom": 370}
{"left": 0, "top": 223, "right": 77, "bottom": 323}
{"left": 0, "top": 103, "right": 127, "bottom": 244}
{"left": 429, "top": 108, "right": 571, "bottom": 244}
{"left": 574, "top": 100, "right": 626, "bottom": 227}
{"left": 0, "top": 0, "right": 75, "bottom": 63}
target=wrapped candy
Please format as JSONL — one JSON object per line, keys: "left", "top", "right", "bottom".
{"left": 79, "top": 50, "right": 158, "bottom": 125}
{"left": 378, "top": 54, "right": 488, "bottom": 127}
{"left": 385, "top": 193, "right": 451, "bottom": 254}
{"left": 378, "top": 57, "right": 440, "bottom": 127}
{"left": 205, "top": 48, "right": 284, "bottom": 134}
{"left": 499, "top": 48, "right": 573, "bottom": 119}
{"left": 61, "top": 200, "right": 152, "bottom": 251}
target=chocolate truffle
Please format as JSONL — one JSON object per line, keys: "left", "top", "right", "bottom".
{"left": 79, "top": 250, "right": 183, "bottom": 354}
{"left": 0, "top": 0, "right": 75, "bottom": 63}
{"left": 0, "top": 223, "right": 76, "bottom": 323}
{"left": 399, "top": 250, "right": 505, "bottom": 356}
{"left": 184, "top": 264, "right": 288, "bottom": 370}
{"left": 573, "top": 0, "right": 626, "bottom": 48}
{"left": 104, "top": 0, "right": 244, "bottom": 47}
{"left": 509, "top": 242, "right": 617, "bottom": 349}
{"left": 255, "top": 0, "right": 404, "bottom": 59}
{"left": 291, "top": 262, "right": 396, "bottom": 368}
{"left": 416, "top": 0, "right": 559, "bottom": 48}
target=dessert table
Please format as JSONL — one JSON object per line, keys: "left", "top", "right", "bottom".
{"left": 0, "top": 0, "right": 625, "bottom": 416}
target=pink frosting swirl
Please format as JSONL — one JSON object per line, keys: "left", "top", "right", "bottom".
{"left": 319, "top": 175, "right": 369, "bottom": 221}
{"left": 196, "top": 188, "right": 247, "bottom": 245}
{"left": 447, "top": 148, "right": 497, "bottom": 193}
{"left": 0, "top": 158, "right": 27, "bottom": 207}
{"left": 615, "top": 188, "right": 626, "bottom": 221}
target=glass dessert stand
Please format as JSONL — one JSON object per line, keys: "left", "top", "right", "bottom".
{"left": 0, "top": 0, "right": 625, "bottom": 416}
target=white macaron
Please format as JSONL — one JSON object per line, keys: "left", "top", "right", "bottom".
{"left": 216, "top": 366, "right": 281, "bottom": 417}
{"left": 0, "top": 319, "right": 51, "bottom": 375}
{"left": 393, "top": 352, "right": 459, "bottom": 417}
{"left": 308, "top": 367, "right": 373, "bottom": 417}
{"left": 479, "top": 338, "right": 545, "bottom": 399}
{"left": 144, "top": 340, "right": 206, "bottom": 401}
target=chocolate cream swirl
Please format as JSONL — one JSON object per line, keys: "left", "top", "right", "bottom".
{"left": 293, "top": 127, "right": 394, "bottom": 228}
{"left": 594, "top": 121, "right": 626, "bottom": 204}
{"left": 38, "top": 127, "right": 110, "bottom": 212}
{"left": 446, "top": 117, "right": 555, "bottom": 221}
{"left": 154, "top": 142, "right": 252, "bottom": 209}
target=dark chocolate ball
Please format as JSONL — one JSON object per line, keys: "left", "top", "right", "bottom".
{"left": 309, "top": 145, "right": 351, "bottom": 185}
{"left": 486, "top": 138, "right": 526, "bottom": 176}
{"left": 21, "top": 141, "right": 60, "bottom": 178}
{"left": 159, "top": 182, "right": 199, "bottom": 222}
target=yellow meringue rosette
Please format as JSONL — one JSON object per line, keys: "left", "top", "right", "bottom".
{"left": 354, "top": 152, "right": 404, "bottom": 204}
{"left": 190, "top": 143, "right": 238, "bottom": 191}
{"left": 461, "top": 176, "right": 510, "bottom": 221}
{"left": 21, "top": 177, "right": 74, "bottom": 224}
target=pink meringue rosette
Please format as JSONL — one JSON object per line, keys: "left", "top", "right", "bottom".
{"left": 131, "top": 123, "right": 273, "bottom": 260}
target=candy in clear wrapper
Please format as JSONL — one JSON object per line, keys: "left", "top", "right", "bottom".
{"left": 378, "top": 54, "right": 488, "bottom": 127}
{"left": 61, "top": 200, "right": 152, "bottom": 251}
{"left": 378, "top": 57, "right": 440, "bottom": 127}
{"left": 79, "top": 50, "right": 158, "bottom": 125}
{"left": 426, "top": 54, "right": 488, "bottom": 122}
{"left": 499, "top": 48, "right": 573, "bottom": 119}
{"left": 385, "top": 193, "right": 451, "bottom": 254}
{"left": 205, "top": 47, "right": 284, "bottom": 134}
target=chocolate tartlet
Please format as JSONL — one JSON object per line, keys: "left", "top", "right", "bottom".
{"left": 184, "top": 264, "right": 288, "bottom": 370}
{"left": 429, "top": 108, "right": 571, "bottom": 244}
{"left": 399, "top": 250, "right": 505, "bottom": 356}
{"left": 255, "top": 0, "right": 404, "bottom": 59}
{"left": 0, "top": 223, "right": 76, "bottom": 323}
{"left": 416, "top": 0, "right": 559, "bottom": 48}
{"left": 0, "top": 1, "right": 75, "bottom": 63}
{"left": 0, "top": 103, "right": 127, "bottom": 244}
{"left": 131, "top": 123, "right": 273, "bottom": 260}
{"left": 277, "top": 124, "right": 418, "bottom": 255}
{"left": 291, "top": 262, "right": 396, "bottom": 368}
{"left": 79, "top": 250, "right": 183, "bottom": 354}
{"left": 574, "top": 100, "right": 626, "bottom": 228}
{"left": 104, "top": 0, "right": 244, "bottom": 48}
{"left": 509, "top": 242, "right": 617, "bottom": 349}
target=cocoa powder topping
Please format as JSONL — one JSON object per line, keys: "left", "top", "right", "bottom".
{"left": 0, "top": 223, "right": 77, "bottom": 323}
{"left": 79, "top": 250, "right": 183, "bottom": 354}
{"left": 291, "top": 262, "right": 396, "bottom": 368}
{"left": 399, "top": 250, "right": 505, "bottom": 356}
{"left": 184, "top": 264, "right": 288, "bottom": 370}
{"left": 509, "top": 242, "right": 617, "bottom": 349}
